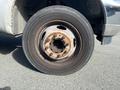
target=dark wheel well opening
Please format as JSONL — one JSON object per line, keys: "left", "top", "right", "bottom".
{"left": 15, "top": 0, "right": 105, "bottom": 41}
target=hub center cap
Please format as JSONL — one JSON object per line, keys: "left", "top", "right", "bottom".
{"left": 50, "top": 35, "right": 66, "bottom": 53}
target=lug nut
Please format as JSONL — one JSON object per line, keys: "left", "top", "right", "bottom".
{"left": 45, "top": 47, "right": 49, "bottom": 50}
{"left": 57, "top": 55, "right": 60, "bottom": 58}
{"left": 53, "top": 35, "right": 57, "bottom": 38}
{"left": 65, "top": 43, "right": 69, "bottom": 46}
{"left": 63, "top": 51, "right": 67, "bottom": 54}
{"left": 45, "top": 39, "right": 50, "bottom": 43}
{"left": 49, "top": 53, "right": 53, "bottom": 56}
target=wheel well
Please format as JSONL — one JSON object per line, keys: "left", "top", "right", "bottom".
{"left": 15, "top": 0, "right": 106, "bottom": 41}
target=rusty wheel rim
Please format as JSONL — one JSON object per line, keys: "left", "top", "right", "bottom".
{"left": 37, "top": 20, "right": 81, "bottom": 62}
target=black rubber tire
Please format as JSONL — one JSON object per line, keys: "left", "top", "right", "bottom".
{"left": 22, "top": 5, "right": 94, "bottom": 75}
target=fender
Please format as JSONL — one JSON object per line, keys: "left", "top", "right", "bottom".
{"left": 101, "top": 0, "right": 120, "bottom": 36}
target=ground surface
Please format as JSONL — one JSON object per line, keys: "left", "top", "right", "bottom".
{"left": 0, "top": 33, "right": 120, "bottom": 90}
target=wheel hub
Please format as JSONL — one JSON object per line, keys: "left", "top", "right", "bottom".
{"left": 41, "top": 25, "right": 76, "bottom": 60}
{"left": 44, "top": 32, "right": 71, "bottom": 59}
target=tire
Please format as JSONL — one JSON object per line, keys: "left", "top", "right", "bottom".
{"left": 22, "top": 5, "right": 94, "bottom": 75}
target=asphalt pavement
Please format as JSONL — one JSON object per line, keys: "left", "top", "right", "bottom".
{"left": 0, "top": 33, "right": 120, "bottom": 90}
